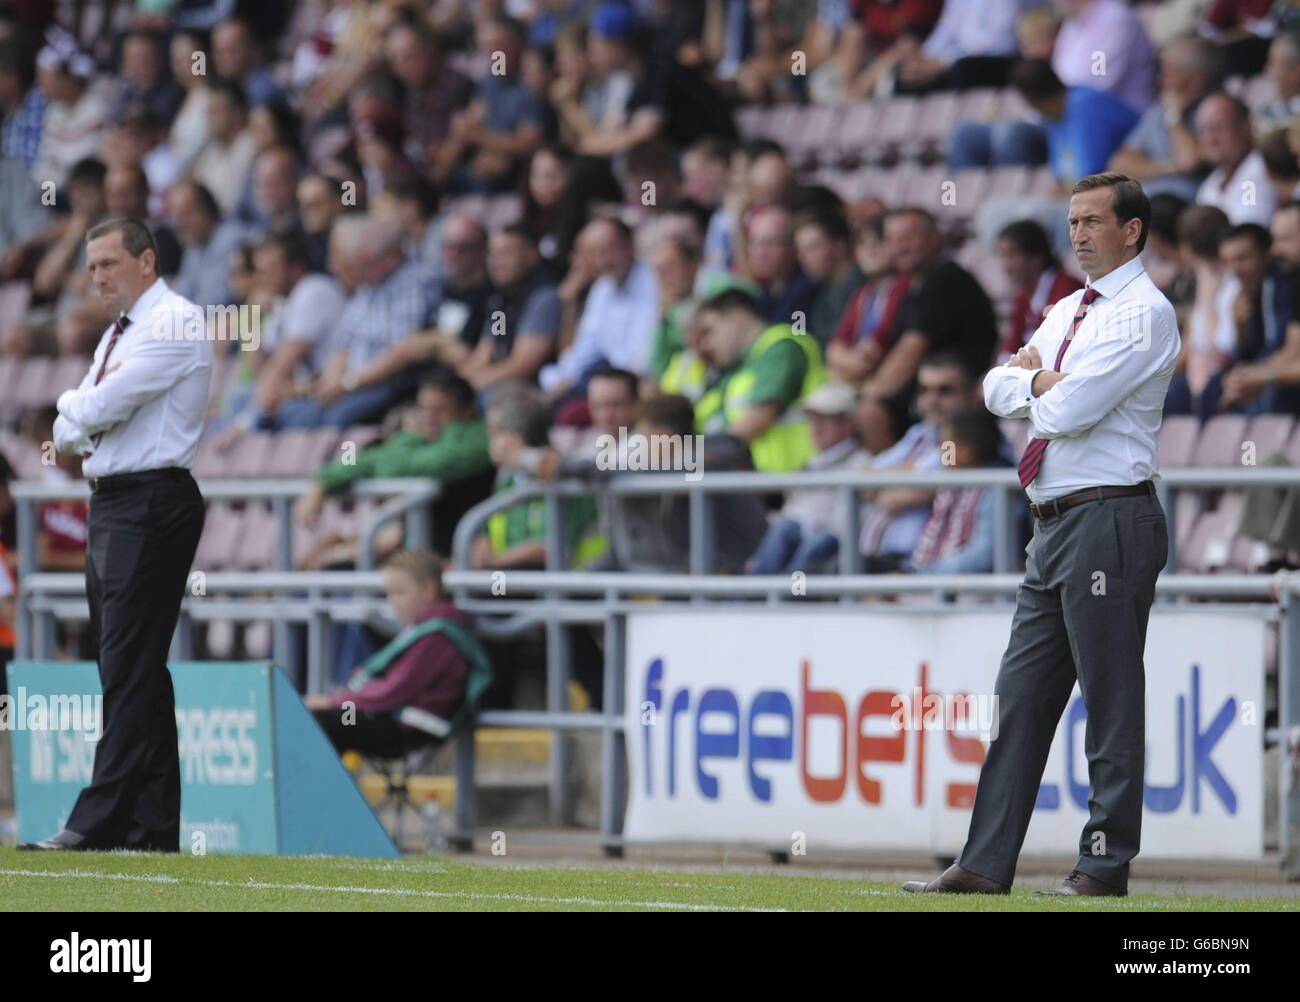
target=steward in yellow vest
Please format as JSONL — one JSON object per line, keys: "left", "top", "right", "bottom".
{"left": 692, "top": 287, "right": 827, "bottom": 472}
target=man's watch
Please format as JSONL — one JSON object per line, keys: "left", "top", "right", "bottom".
{"left": 340, "top": 371, "right": 359, "bottom": 393}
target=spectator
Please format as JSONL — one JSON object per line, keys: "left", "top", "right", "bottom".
{"left": 295, "top": 370, "right": 493, "bottom": 531}
{"left": 470, "top": 385, "right": 600, "bottom": 570}
{"left": 1201, "top": 0, "right": 1278, "bottom": 77}
{"left": 373, "top": 173, "right": 445, "bottom": 293}
{"left": 1108, "top": 35, "right": 1220, "bottom": 203}
{"left": 1258, "top": 28, "right": 1300, "bottom": 133}
{"left": 32, "top": 29, "right": 110, "bottom": 189}
{"left": 113, "top": 29, "right": 180, "bottom": 127}
{"left": 1052, "top": 0, "right": 1155, "bottom": 115}
{"left": 844, "top": 0, "right": 945, "bottom": 100}
{"left": 215, "top": 228, "right": 349, "bottom": 438}
{"left": 458, "top": 223, "right": 563, "bottom": 391}
{"left": 211, "top": 15, "right": 284, "bottom": 107}
{"left": 1165, "top": 204, "right": 1235, "bottom": 416}
{"left": 273, "top": 215, "right": 433, "bottom": 428}
{"left": 297, "top": 172, "right": 347, "bottom": 268}
{"left": 1271, "top": 199, "right": 1300, "bottom": 268}
{"left": 748, "top": 382, "right": 873, "bottom": 575}
{"left": 622, "top": 138, "right": 681, "bottom": 221}
{"left": 693, "top": 287, "right": 826, "bottom": 472}
{"left": 795, "top": 208, "right": 866, "bottom": 351}
{"left": 680, "top": 134, "right": 734, "bottom": 286}
{"left": 170, "top": 179, "right": 255, "bottom": 309}
{"left": 538, "top": 215, "right": 659, "bottom": 398}
{"left": 996, "top": 218, "right": 1084, "bottom": 360}
{"left": 0, "top": 37, "right": 45, "bottom": 169}
{"left": 31, "top": 155, "right": 106, "bottom": 301}
{"left": 101, "top": 105, "right": 181, "bottom": 216}
{"left": 167, "top": 29, "right": 210, "bottom": 172}
{"left": 537, "top": 389, "right": 769, "bottom": 574}
{"left": 239, "top": 143, "right": 301, "bottom": 234}
{"left": 826, "top": 213, "right": 912, "bottom": 387}
{"left": 1215, "top": 222, "right": 1300, "bottom": 415}
{"left": 551, "top": 3, "right": 664, "bottom": 159}
{"left": 1260, "top": 127, "right": 1300, "bottom": 203}
{"left": 745, "top": 205, "right": 819, "bottom": 329}
{"left": 228, "top": 101, "right": 302, "bottom": 224}
{"left": 858, "top": 207, "right": 997, "bottom": 453}
{"left": 1142, "top": 191, "right": 1191, "bottom": 298}
{"left": 0, "top": 153, "right": 50, "bottom": 259}
{"left": 193, "top": 76, "right": 257, "bottom": 216}
{"left": 384, "top": 20, "right": 474, "bottom": 167}
{"left": 646, "top": 231, "right": 704, "bottom": 388}
{"left": 1195, "top": 93, "right": 1278, "bottom": 226}
{"left": 305, "top": 549, "right": 488, "bottom": 758}
{"left": 858, "top": 351, "right": 990, "bottom": 569}
{"left": 521, "top": 143, "right": 572, "bottom": 262}
{"left": 1008, "top": 60, "right": 1139, "bottom": 190}
{"left": 362, "top": 214, "right": 492, "bottom": 388}
{"left": 872, "top": 0, "right": 1031, "bottom": 95}
{"left": 103, "top": 164, "right": 181, "bottom": 277}
{"left": 437, "top": 16, "right": 545, "bottom": 194}
{"left": 904, "top": 407, "right": 1005, "bottom": 574}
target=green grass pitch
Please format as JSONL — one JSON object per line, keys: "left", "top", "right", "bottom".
{"left": 1, "top": 848, "right": 1295, "bottom": 911}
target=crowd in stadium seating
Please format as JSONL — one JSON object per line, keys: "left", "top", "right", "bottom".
{"left": 5, "top": 0, "right": 1300, "bottom": 677}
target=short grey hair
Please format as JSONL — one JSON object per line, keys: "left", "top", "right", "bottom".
{"left": 485, "top": 384, "right": 551, "bottom": 447}
{"left": 86, "top": 216, "right": 158, "bottom": 262}
{"left": 331, "top": 214, "right": 403, "bottom": 264}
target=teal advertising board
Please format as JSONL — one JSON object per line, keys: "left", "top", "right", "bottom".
{"left": 7, "top": 661, "right": 399, "bottom": 858}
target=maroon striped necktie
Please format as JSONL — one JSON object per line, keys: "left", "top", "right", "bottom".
{"left": 93, "top": 313, "right": 129, "bottom": 385}
{"left": 1016, "top": 286, "right": 1099, "bottom": 489}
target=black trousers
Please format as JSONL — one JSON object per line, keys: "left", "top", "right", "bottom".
{"left": 66, "top": 470, "right": 204, "bottom": 852}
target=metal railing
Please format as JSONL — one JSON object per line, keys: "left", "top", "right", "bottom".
{"left": 10, "top": 468, "right": 1299, "bottom": 872}
{"left": 10, "top": 477, "right": 439, "bottom": 682}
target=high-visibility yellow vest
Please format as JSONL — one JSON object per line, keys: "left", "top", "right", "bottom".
{"left": 660, "top": 350, "right": 708, "bottom": 402}
{"left": 694, "top": 324, "right": 826, "bottom": 472}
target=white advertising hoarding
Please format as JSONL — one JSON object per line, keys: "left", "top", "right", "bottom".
{"left": 623, "top": 610, "right": 1264, "bottom": 859}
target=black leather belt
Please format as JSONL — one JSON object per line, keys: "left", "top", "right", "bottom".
{"left": 1028, "top": 480, "right": 1155, "bottom": 519}
{"left": 87, "top": 467, "right": 190, "bottom": 494}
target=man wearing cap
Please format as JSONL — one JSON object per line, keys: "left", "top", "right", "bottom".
{"left": 748, "top": 382, "right": 871, "bottom": 573}
{"left": 32, "top": 27, "right": 111, "bottom": 189}
{"left": 20, "top": 217, "right": 210, "bottom": 852}
{"left": 903, "top": 172, "right": 1179, "bottom": 896}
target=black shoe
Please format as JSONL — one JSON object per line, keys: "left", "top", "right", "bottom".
{"left": 17, "top": 829, "right": 88, "bottom": 851}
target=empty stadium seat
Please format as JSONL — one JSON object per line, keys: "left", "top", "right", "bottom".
{"left": 1193, "top": 414, "right": 1249, "bottom": 466}
{"left": 1155, "top": 415, "right": 1199, "bottom": 467}
{"left": 1178, "top": 492, "right": 1246, "bottom": 573}
{"left": 1242, "top": 414, "right": 1294, "bottom": 461}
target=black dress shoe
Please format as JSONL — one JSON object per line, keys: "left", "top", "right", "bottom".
{"left": 902, "top": 863, "right": 1010, "bottom": 894}
{"left": 17, "top": 829, "right": 88, "bottom": 851}
{"left": 1035, "top": 869, "right": 1127, "bottom": 896}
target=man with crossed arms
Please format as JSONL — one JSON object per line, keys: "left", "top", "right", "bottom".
{"left": 20, "top": 217, "right": 210, "bottom": 852}
{"left": 904, "top": 172, "right": 1179, "bottom": 896}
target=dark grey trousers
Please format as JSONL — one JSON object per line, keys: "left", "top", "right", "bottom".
{"left": 958, "top": 490, "right": 1168, "bottom": 888}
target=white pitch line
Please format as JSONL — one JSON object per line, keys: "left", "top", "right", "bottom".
{"left": 0, "top": 868, "right": 789, "bottom": 912}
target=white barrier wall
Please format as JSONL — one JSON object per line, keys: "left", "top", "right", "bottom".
{"left": 624, "top": 610, "right": 1265, "bottom": 859}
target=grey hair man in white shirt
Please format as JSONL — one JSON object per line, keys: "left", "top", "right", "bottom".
{"left": 20, "top": 217, "right": 211, "bottom": 853}
{"left": 904, "top": 172, "right": 1179, "bottom": 897}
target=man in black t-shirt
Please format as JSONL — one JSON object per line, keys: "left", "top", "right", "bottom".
{"left": 857, "top": 207, "right": 997, "bottom": 452}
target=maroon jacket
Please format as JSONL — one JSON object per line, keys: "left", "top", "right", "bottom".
{"left": 329, "top": 601, "right": 471, "bottom": 722}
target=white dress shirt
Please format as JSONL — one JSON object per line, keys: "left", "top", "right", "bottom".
{"left": 54, "top": 278, "right": 212, "bottom": 479}
{"left": 983, "top": 255, "right": 1181, "bottom": 503}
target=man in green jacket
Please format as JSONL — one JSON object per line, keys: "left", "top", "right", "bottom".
{"left": 294, "top": 370, "right": 492, "bottom": 527}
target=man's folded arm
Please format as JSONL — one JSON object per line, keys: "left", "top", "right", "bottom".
{"left": 1029, "top": 306, "right": 1175, "bottom": 440}
{"left": 57, "top": 310, "right": 206, "bottom": 434}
